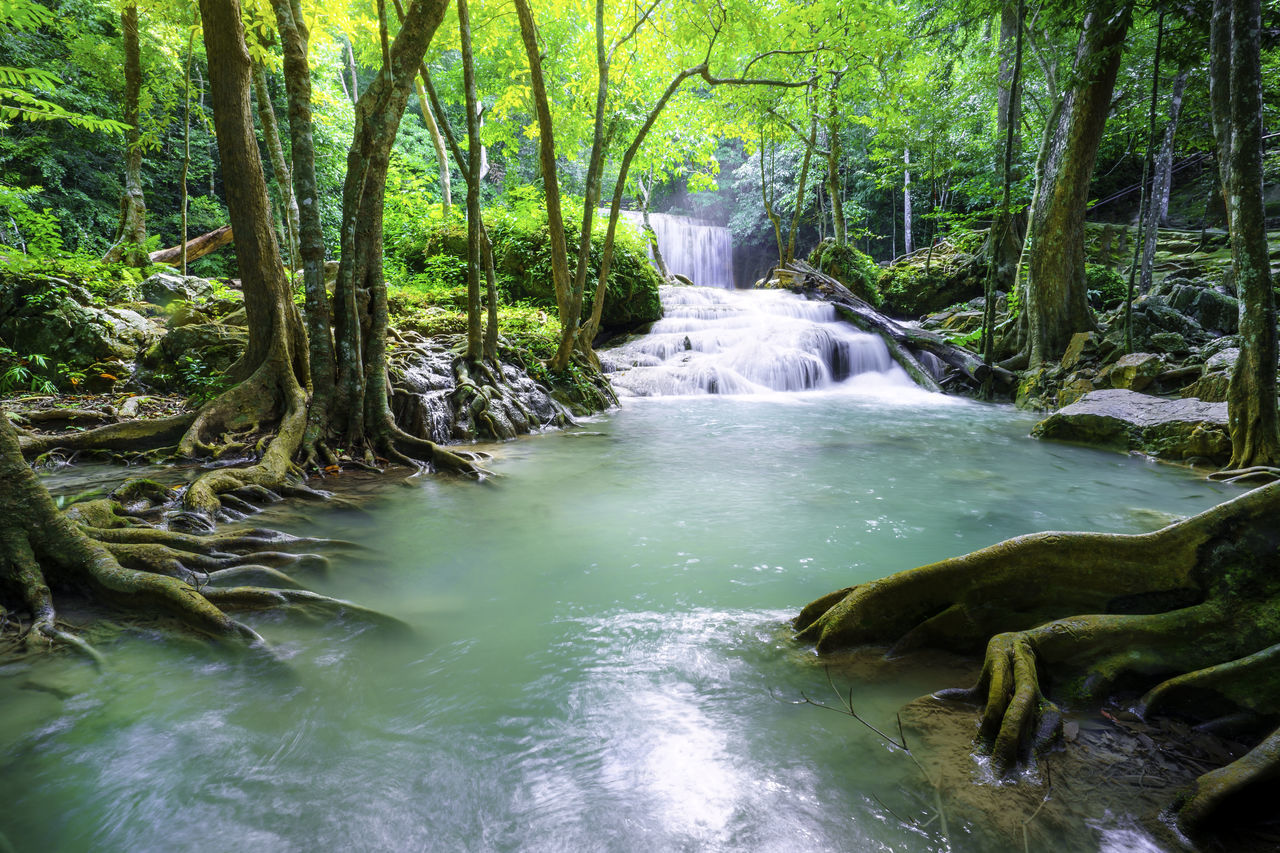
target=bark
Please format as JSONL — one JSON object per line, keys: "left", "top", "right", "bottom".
{"left": 458, "top": 0, "right": 483, "bottom": 361}
{"left": 512, "top": 0, "right": 573, "bottom": 325}
{"left": 1151, "top": 66, "right": 1189, "bottom": 227}
{"left": 331, "top": 0, "right": 450, "bottom": 454}
{"left": 984, "top": 0, "right": 1024, "bottom": 293}
{"left": 1217, "top": 0, "right": 1280, "bottom": 468}
{"left": 825, "top": 77, "right": 846, "bottom": 247}
{"left": 412, "top": 78, "right": 452, "bottom": 215}
{"left": 103, "top": 4, "right": 148, "bottom": 267}
{"left": 903, "top": 148, "right": 913, "bottom": 256}
{"left": 983, "top": 0, "right": 1023, "bottom": 372}
{"left": 785, "top": 110, "right": 818, "bottom": 265}
{"left": 251, "top": 63, "right": 301, "bottom": 272}
{"left": 639, "top": 171, "right": 669, "bottom": 279}
{"left": 180, "top": 25, "right": 195, "bottom": 275}
{"left": 267, "top": 0, "right": 335, "bottom": 461}
{"left": 1023, "top": 1, "right": 1130, "bottom": 368}
{"left": 148, "top": 224, "right": 233, "bottom": 266}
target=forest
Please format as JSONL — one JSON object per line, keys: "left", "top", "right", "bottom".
{"left": 1, "top": 0, "right": 1279, "bottom": 849}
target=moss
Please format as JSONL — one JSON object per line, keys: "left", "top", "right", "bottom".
{"left": 807, "top": 239, "right": 882, "bottom": 305}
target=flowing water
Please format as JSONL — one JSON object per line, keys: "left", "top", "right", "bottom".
{"left": 616, "top": 211, "right": 735, "bottom": 289}
{"left": 0, "top": 290, "right": 1246, "bottom": 852}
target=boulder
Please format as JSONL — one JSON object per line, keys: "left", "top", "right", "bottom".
{"left": 1109, "top": 352, "right": 1163, "bottom": 391}
{"left": 1167, "top": 284, "right": 1239, "bottom": 335}
{"left": 140, "top": 271, "right": 217, "bottom": 307}
{"left": 136, "top": 322, "right": 247, "bottom": 392}
{"left": 1032, "top": 389, "right": 1231, "bottom": 463}
{"left": 0, "top": 275, "right": 159, "bottom": 381}
{"left": 1146, "top": 331, "right": 1189, "bottom": 355}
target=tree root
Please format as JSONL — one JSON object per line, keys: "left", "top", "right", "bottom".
{"left": 795, "top": 482, "right": 1280, "bottom": 834}
{"left": 1173, "top": 726, "right": 1280, "bottom": 835}
{"left": 1208, "top": 465, "right": 1280, "bottom": 485}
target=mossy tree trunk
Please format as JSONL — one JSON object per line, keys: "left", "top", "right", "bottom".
{"left": 102, "top": 3, "right": 148, "bottom": 267}
{"left": 1212, "top": 0, "right": 1280, "bottom": 470}
{"left": 329, "top": 0, "right": 451, "bottom": 461}
{"left": 266, "top": 0, "right": 337, "bottom": 465}
{"left": 795, "top": 481, "right": 1280, "bottom": 837}
{"left": 251, "top": 62, "right": 302, "bottom": 272}
{"left": 1022, "top": 1, "right": 1129, "bottom": 368}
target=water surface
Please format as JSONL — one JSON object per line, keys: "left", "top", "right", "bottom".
{"left": 0, "top": 389, "right": 1241, "bottom": 852}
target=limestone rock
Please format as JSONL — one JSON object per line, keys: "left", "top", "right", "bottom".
{"left": 1167, "top": 283, "right": 1239, "bottom": 335}
{"left": 1060, "top": 331, "right": 1099, "bottom": 370}
{"left": 1032, "top": 388, "right": 1231, "bottom": 463}
{"left": 136, "top": 322, "right": 246, "bottom": 392}
{"left": 1109, "top": 352, "right": 1163, "bottom": 391}
{"left": 1057, "top": 376, "right": 1095, "bottom": 408}
{"left": 140, "top": 271, "right": 216, "bottom": 307}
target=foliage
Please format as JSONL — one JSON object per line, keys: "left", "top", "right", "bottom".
{"left": 1085, "top": 262, "right": 1127, "bottom": 310}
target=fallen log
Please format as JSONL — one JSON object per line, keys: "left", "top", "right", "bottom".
{"left": 782, "top": 259, "right": 1016, "bottom": 394}
{"left": 148, "top": 225, "right": 234, "bottom": 266}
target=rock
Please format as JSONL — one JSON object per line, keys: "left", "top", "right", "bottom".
{"left": 1057, "top": 376, "right": 1095, "bottom": 408}
{"left": 220, "top": 306, "right": 248, "bottom": 327}
{"left": 1167, "top": 284, "right": 1239, "bottom": 335}
{"left": 1204, "top": 347, "right": 1239, "bottom": 372}
{"left": 672, "top": 273, "right": 695, "bottom": 287}
{"left": 136, "top": 322, "right": 247, "bottom": 391}
{"left": 1060, "top": 331, "right": 1099, "bottom": 370}
{"left": 1109, "top": 352, "right": 1163, "bottom": 391}
{"left": 1147, "top": 331, "right": 1189, "bottom": 355}
{"left": 0, "top": 275, "right": 160, "bottom": 383}
{"left": 140, "top": 271, "right": 216, "bottom": 307}
{"left": 1033, "top": 389, "right": 1232, "bottom": 463}
{"left": 165, "top": 302, "right": 212, "bottom": 329}
{"left": 1182, "top": 371, "right": 1232, "bottom": 403}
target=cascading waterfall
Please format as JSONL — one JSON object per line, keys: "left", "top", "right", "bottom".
{"left": 601, "top": 285, "right": 918, "bottom": 397}
{"left": 616, "top": 211, "right": 735, "bottom": 289}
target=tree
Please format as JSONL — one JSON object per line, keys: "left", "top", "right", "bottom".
{"left": 102, "top": 2, "right": 149, "bottom": 266}
{"left": 1211, "top": 0, "right": 1280, "bottom": 470}
{"left": 1017, "top": 0, "right": 1130, "bottom": 369}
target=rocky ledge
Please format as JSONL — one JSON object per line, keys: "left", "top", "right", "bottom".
{"left": 1032, "top": 388, "right": 1231, "bottom": 464}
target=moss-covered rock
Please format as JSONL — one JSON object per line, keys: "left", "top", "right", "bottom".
{"left": 1032, "top": 388, "right": 1231, "bottom": 463}
{"left": 876, "top": 241, "right": 986, "bottom": 318}
{"left": 807, "top": 239, "right": 881, "bottom": 304}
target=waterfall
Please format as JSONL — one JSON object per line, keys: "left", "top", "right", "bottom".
{"left": 601, "top": 285, "right": 918, "bottom": 397}
{"left": 615, "top": 211, "right": 735, "bottom": 289}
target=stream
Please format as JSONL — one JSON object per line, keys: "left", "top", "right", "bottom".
{"left": 0, "top": 289, "right": 1246, "bottom": 852}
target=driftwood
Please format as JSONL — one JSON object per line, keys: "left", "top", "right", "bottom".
{"left": 149, "top": 225, "right": 234, "bottom": 266}
{"left": 782, "top": 259, "right": 1016, "bottom": 394}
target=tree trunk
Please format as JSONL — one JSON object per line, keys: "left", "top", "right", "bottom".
{"left": 1023, "top": 1, "right": 1130, "bottom": 368}
{"left": 513, "top": 0, "right": 574, "bottom": 368}
{"left": 903, "top": 148, "right": 913, "bottom": 256}
{"left": 785, "top": 111, "right": 818, "bottom": 265}
{"left": 198, "top": 0, "right": 306, "bottom": 386}
{"left": 458, "top": 0, "right": 483, "bottom": 361}
{"left": 1152, "top": 66, "right": 1189, "bottom": 226}
{"left": 1217, "top": 0, "right": 1280, "bottom": 469}
{"left": 148, "top": 224, "right": 233, "bottom": 266}
{"left": 984, "top": 0, "right": 1024, "bottom": 292}
{"left": 826, "top": 77, "right": 846, "bottom": 247}
{"left": 412, "top": 78, "right": 451, "bottom": 216}
{"left": 639, "top": 172, "right": 670, "bottom": 279}
{"left": 267, "top": 0, "right": 336, "bottom": 464}
{"left": 331, "top": 0, "right": 449, "bottom": 453}
{"left": 103, "top": 4, "right": 148, "bottom": 267}
{"left": 180, "top": 24, "right": 195, "bottom": 275}
{"left": 252, "top": 63, "right": 301, "bottom": 272}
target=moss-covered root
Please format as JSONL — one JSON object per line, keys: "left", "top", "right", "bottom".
{"left": 1174, "top": 726, "right": 1280, "bottom": 834}
{"left": 793, "top": 482, "right": 1280, "bottom": 654}
{"left": 961, "top": 632, "right": 1063, "bottom": 774}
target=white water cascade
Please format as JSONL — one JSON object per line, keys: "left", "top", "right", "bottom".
{"left": 602, "top": 285, "right": 919, "bottom": 397}
{"left": 616, "top": 211, "right": 735, "bottom": 288}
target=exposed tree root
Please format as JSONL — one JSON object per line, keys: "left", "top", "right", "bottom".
{"left": 18, "top": 412, "right": 197, "bottom": 460}
{"left": 0, "top": 407, "right": 404, "bottom": 665}
{"left": 795, "top": 482, "right": 1280, "bottom": 834}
